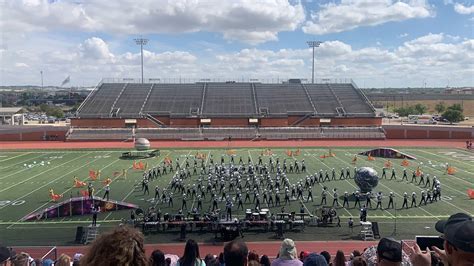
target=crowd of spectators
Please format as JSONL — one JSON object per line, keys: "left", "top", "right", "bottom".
{"left": 1, "top": 212, "right": 472, "bottom": 266}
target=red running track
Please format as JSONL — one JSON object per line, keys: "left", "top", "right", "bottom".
{"left": 0, "top": 139, "right": 467, "bottom": 150}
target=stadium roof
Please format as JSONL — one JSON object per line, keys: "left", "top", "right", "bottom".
{"left": 0, "top": 107, "right": 23, "bottom": 116}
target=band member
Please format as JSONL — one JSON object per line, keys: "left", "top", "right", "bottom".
{"left": 342, "top": 192, "right": 349, "bottom": 208}
{"left": 402, "top": 192, "right": 408, "bottom": 209}
{"left": 387, "top": 192, "right": 394, "bottom": 209}
{"left": 103, "top": 184, "right": 110, "bottom": 201}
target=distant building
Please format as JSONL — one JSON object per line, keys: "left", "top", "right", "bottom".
{"left": 445, "top": 87, "right": 474, "bottom": 95}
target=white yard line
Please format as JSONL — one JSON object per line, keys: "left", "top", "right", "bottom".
{"left": 0, "top": 152, "right": 93, "bottom": 190}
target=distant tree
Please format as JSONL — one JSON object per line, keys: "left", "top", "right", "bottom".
{"left": 448, "top": 103, "right": 463, "bottom": 112}
{"left": 442, "top": 109, "right": 464, "bottom": 124}
{"left": 413, "top": 103, "right": 427, "bottom": 115}
{"left": 39, "top": 103, "right": 50, "bottom": 113}
{"left": 48, "top": 107, "right": 64, "bottom": 118}
{"left": 434, "top": 102, "right": 446, "bottom": 114}
{"left": 393, "top": 106, "right": 417, "bottom": 117}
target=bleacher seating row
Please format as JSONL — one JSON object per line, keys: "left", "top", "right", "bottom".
{"left": 76, "top": 82, "right": 375, "bottom": 118}
{"left": 67, "top": 127, "right": 385, "bottom": 140}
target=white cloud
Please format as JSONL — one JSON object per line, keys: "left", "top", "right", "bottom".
{"left": 454, "top": 3, "right": 474, "bottom": 14}
{"left": 1, "top": 0, "right": 305, "bottom": 44}
{"left": 1, "top": 34, "right": 473, "bottom": 88}
{"left": 303, "top": 0, "right": 433, "bottom": 35}
{"left": 398, "top": 33, "right": 409, "bottom": 38}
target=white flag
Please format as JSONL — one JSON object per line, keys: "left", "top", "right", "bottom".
{"left": 61, "top": 75, "right": 70, "bottom": 86}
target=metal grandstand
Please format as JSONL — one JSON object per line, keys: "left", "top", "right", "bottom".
{"left": 76, "top": 78, "right": 376, "bottom": 119}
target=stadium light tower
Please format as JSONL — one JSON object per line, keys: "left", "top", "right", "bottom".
{"left": 134, "top": 37, "right": 149, "bottom": 83}
{"left": 307, "top": 41, "right": 322, "bottom": 84}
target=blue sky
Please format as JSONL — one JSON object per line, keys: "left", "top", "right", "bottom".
{"left": 0, "top": 0, "right": 473, "bottom": 88}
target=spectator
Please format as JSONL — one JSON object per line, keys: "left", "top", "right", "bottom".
{"left": 248, "top": 251, "right": 259, "bottom": 264}
{"left": 11, "top": 252, "right": 33, "bottom": 266}
{"left": 409, "top": 212, "right": 474, "bottom": 266}
{"left": 204, "top": 255, "right": 219, "bottom": 266}
{"left": 350, "top": 257, "right": 367, "bottom": 266}
{"left": 299, "top": 251, "right": 310, "bottom": 262}
{"left": 377, "top": 237, "right": 402, "bottom": 266}
{"left": 0, "top": 245, "right": 14, "bottom": 266}
{"left": 165, "top": 258, "right": 172, "bottom": 266}
{"left": 218, "top": 252, "right": 225, "bottom": 266}
{"left": 271, "top": 238, "right": 303, "bottom": 266}
{"left": 320, "top": 251, "right": 331, "bottom": 265}
{"left": 303, "top": 253, "right": 328, "bottom": 266}
{"left": 177, "top": 239, "right": 205, "bottom": 266}
{"left": 73, "top": 253, "right": 83, "bottom": 266}
{"left": 248, "top": 261, "right": 260, "bottom": 266}
{"left": 150, "top": 249, "right": 166, "bottom": 266}
{"left": 260, "top": 255, "right": 271, "bottom": 266}
{"left": 333, "top": 250, "right": 346, "bottom": 266}
{"left": 224, "top": 240, "right": 248, "bottom": 266}
{"left": 55, "top": 254, "right": 72, "bottom": 266}
{"left": 80, "top": 225, "right": 148, "bottom": 266}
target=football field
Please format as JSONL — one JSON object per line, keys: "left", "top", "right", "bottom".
{"left": 0, "top": 146, "right": 473, "bottom": 245}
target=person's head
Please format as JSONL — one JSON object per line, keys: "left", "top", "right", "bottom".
{"left": 224, "top": 240, "right": 249, "bottom": 266}
{"left": 0, "top": 246, "right": 14, "bottom": 266}
{"left": 11, "top": 252, "right": 33, "bottom": 266}
{"left": 377, "top": 237, "right": 402, "bottom": 265}
{"left": 204, "top": 254, "right": 215, "bottom": 265}
{"left": 180, "top": 239, "right": 200, "bottom": 266}
{"left": 165, "top": 257, "right": 171, "bottom": 266}
{"left": 320, "top": 251, "right": 331, "bottom": 264}
{"left": 248, "top": 250, "right": 259, "bottom": 262}
{"left": 247, "top": 260, "right": 260, "bottom": 266}
{"left": 279, "top": 238, "right": 298, "bottom": 260}
{"left": 352, "top": 250, "right": 361, "bottom": 258}
{"left": 299, "top": 251, "right": 310, "bottom": 262}
{"left": 55, "top": 253, "right": 72, "bottom": 266}
{"left": 80, "top": 225, "right": 147, "bottom": 266}
{"left": 259, "top": 255, "right": 271, "bottom": 266}
{"left": 333, "top": 250, "right": 346, "bottom": 266}
{"left": 435, "top": 212, "right": 474, "bottom": 265}
{"left": 149, "top": 249, "right": 166, "bottom": 266}
{"left": 351, "top": 256, "right": 367, "bottom": 266}
{"left": 303, "top": 253, "right": 328, "bottom": 266}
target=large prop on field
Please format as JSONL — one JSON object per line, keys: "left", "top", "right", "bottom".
{"left": 358, "top": 148, "right": 416, "bottom": 160}
{"left": 354, "top": 167, "right": 379, "bottom": 193}
{"left": 22, "top": 196, "right": 138, "bottom": 221}
{"left": 135, "top": 138, "right": 150, "bottom": 151}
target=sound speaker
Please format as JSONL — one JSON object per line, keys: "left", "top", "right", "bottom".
{"left": 372, "top": 222, "right": 380, "bottom": 239}
{"left": 75, "top": 226, "right": 84, "bottom": 243}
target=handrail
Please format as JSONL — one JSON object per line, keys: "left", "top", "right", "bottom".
{"left": 351, "top": 80, "right": 376, "bottom": 113}
{"left": 75, "top": 78, "right": 103, "bottom": 116}
{"left": 300, "top": 84, "right": 318, "bottom": 114}
{"left": 109, "top": 83, "right": 129, "bottom": 116}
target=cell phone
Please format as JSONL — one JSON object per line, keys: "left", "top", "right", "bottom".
{"left": 415, "top": 236, "right": 444, "bottom": 250}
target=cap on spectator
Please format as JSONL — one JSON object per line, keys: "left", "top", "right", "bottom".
{"left": 300, "top": 251, "right": 310, "bottom": 260}
{"left": 377, "top": 237, "right": 402, "bottom": 263}
{"left": 0, "top": 245, "right": 14, "bottom": 263}
{"left": 42, "top": 258, "right": 54, "bottom": 266}
{"left": 435, "top": 212, "right": 474, "bottom": 252}
{"left": 303, "top": 253, "right": 328, "bottom": 266}
{"left": 279, "top": 238, "right": 297, "bottom": 260}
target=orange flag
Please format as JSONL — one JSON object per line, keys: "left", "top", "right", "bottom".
{"left": 89, "top": 170, "right": 97, "bottom": 179}
{"left": 384, "top": 160, "right": 392, "bottom": 168}
{"left": 467, "top": 189, "right": 474, "bottom": 199}
{"left": 401, "top": 159, "right": 410, "bottom": 167}
{"left": 447, "top": 166, "right": 456, "bottom": 175}
{"left": 416, "top": 167, "right": 422, "bottom": 177}
{"left": 286, "top": 150, "right": 293, "bottom": 157}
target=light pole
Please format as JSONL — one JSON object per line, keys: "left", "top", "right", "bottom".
{"left": 134, "top": 38, "right": 149, "bottom": 83}
{"left": 307, "top": 41, "right": 322, "bottom": 84}
{"left": 40, "top": 70, "right": 43, "bottom": 89}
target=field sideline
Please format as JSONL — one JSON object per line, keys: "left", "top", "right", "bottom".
{"left": 0, "top": 145, "right": 473, "bottom": 246}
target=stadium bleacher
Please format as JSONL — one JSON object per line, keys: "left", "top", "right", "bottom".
{"left": 76, "top": 81, "right": 376, "bottom": 118}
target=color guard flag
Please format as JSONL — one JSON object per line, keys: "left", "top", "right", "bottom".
{"left": 467, "top": 189, "right": 474, "bottom": 199}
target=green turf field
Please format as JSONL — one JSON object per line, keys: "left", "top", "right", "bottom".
{"left": 0, "top": 147, "right": 473, "bottom": 245}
